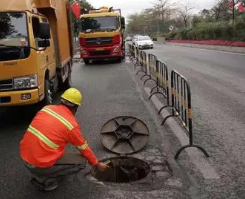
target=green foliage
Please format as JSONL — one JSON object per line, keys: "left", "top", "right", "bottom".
{"left": 234, "top": 19, "right": 245, "bottom": 41}
{"left": 179, "top": 28, "right": 192, "bottom": 40}
{"left": 175, "top": 21, "right": 245, "bottom": 41}
{"left": 125, "top": 0, "right": 245, "bottom": 41}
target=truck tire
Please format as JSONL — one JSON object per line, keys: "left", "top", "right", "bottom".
{"left": 37, "top": 79, "right": 54, "bottom": 110}
{"left": 84, "top": 59, "right": 89, "bottom": 65}
{"left": 44, "top": 79, "right": 54, "bottom": 105}
{"left": 62, "top": 70, "right": 72, "bottom": 89}
{"left": 117, "top": 57, "right": 122, "bottom": 63}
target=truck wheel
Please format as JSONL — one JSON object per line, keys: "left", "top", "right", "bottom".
{"left": 43, "top": 79, "right": 54, "bottom": 105}
{"left": 38, "top": 79, "right": 54, "bottom": 109}
{"left": 116, "top": 57, "right": 122, "bottom": 63}
{"left": 62, "top": 70, "right": 72, "bottom": 89}
{"left": 84, "top": 59, "right": 89, "bottom": 65}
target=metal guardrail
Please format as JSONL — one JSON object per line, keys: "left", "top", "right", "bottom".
{"left": 161, "top": 70, "right": 209, "bottom": 159}
{"left": 140, "top": 54, "right": 157, "bottom": 85}
{"left": 149, "top": 60, "right": 170, "bottom": 110}
{"left": 136, "top": 51, "right": 147, "bottom": 76}
{"left": 127, "top": 43, "right": 135, "bottom": 61}
{"left": 134, "top": 47, "right": 141, "bottom": 69}
{"left": 127, "top": 44, "right": 209, "bottom": 159}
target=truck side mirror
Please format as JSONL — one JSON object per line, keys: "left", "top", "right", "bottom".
{"left": 39, "top": 23, "right": 51, "bottom": 39}
{"left": 121, "top": 17, "right": 125, "bottom": 29}
{"left": 38, "top": 40, "right": 50, "bottom": 48}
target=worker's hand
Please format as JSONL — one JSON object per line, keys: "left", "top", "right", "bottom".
{"left": 96, "top": 162, "right": 109, "bottom": 172}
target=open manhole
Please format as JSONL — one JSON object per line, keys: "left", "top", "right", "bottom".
{"left": 91, "top": 157, "right": 151, "bottom": 183}
{"left": 100, "top": 116, "right": 149, "bottom": 154}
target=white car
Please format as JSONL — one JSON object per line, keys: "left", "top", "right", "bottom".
{"left": 132, "top": 35, "right": 141, "bottom": 45}
{"left": 135, "top": 36, "right": 154, "bottom": 49}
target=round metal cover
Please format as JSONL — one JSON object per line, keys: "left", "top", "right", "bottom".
{"left": 100, "top": 116, "right": 149, "bottom": 154}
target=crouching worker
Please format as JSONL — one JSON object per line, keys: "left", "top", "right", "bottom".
{"left": 20, "top": 88, "right": 108, "bottom": 191}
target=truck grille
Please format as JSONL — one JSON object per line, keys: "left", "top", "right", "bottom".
{"left": 86, "top": 37, "right": 113, "bottom": 45}
{"left": 0, "top": 79, "right": 13, "bottom": 91}
{"left": 90, "top": 50, "right": 111, "bottom": 56}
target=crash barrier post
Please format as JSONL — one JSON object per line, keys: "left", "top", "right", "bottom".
{"left": 133, "top": 47, "right": 141, "bottom": 70}
{"left": 126, "top": 43, "right": 131, "bottom": 56}
{"left": 130, "top": 44, "right": 135, "bottom": 60}
{"left": 142, "top": 54, "right": 158, "bottom": 86}
{"left": 149, "top": 60, "right": 170, "bottom": 110}
{"left": 161, "top": 70, "right": 210, "bottom": 159}
{"left": 127, "top": 44, "right": 135, "bottom": 60}
{"left": 138, "top": 53, "right": 151, "bottom": 82}
{"left": 136, "top": 50, "right": 148, "bottom": 76}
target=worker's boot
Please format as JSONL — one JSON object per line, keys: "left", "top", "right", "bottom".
{"left": 31, "top": 177, "right": 58, "bottom": 191}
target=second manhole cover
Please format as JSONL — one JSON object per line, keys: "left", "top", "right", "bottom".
{"left": 100, "top": 116, "right": 149, "bottom": 154}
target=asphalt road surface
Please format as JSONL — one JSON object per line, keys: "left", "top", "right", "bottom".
{"left": 0, "top": 59, "right": 192, "bottom": 199}
{"left": 1, "top": 44, "right": 245, "bottom": 199}
{"left": 144, "top": 44, "right": 245, "bottom": 198}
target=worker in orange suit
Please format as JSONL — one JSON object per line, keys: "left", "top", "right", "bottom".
{"left": 20, "top": 88, "right": 108, "bottom": 191}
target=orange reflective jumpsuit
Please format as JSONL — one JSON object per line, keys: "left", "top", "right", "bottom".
{"left": 20, "top": 105, "right": 98, "bottom": 168}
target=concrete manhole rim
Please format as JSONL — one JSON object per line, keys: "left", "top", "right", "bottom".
{"left": 91, "top": 156, "right": 151, "bottom": 183}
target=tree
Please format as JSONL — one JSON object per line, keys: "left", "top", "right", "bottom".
{"left": 126, "top": 13, "right": 147, "bottom": 34}
{"left": 153, "top": 0, "right": 173, "bottom": 33}
{"left": 211, "top": 0, "right": 231, "bottom": 21}
{"left": 68, "top": 0, "right": 94, "bottom": 35}
{"left": 178, "top": 1, "right": 194, "bottom": 28}
{"left": 69, "top": 0, "right": 94, "bottom": 21}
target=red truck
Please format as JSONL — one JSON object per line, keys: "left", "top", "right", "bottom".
{"left": 79, "top": 7, "right": 125, "bottom": 64}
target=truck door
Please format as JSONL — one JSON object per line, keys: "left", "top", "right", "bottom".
{"left": 31, "top": 16, "right": 55, "bottom": 83}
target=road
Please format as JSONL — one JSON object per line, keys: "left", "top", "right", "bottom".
{"left": 145, "top": 44, "right": 245, "bottom": 198}
{"left": 0, "top": 59, "right": 192, "bottom": 199}
{"left": 1, "top": 44, "right": 245, "bottom": 198}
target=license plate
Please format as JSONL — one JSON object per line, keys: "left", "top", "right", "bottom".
{"left": 95, "top": 48, "right": 104, "bottom": 51}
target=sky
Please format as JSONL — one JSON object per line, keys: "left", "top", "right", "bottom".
{"left": 87, "top": 0, "right": 217, "bottom": 23}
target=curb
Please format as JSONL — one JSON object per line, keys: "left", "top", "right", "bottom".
{"left": 143, "top": 85, "right": 219, "bottom": 180}
{"left": 165, "top": 42, "right": 245, "bottom": 54}
{"left": 125, "top": 59, "right": 219, "bottom": 180}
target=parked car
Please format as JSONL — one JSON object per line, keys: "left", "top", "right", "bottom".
{"left": 135, "top": 36, "right": 153, "bottom": 49}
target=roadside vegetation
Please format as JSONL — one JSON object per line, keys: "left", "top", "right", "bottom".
{"left": 126, "top": 0, "right": 245, "bottom": 41}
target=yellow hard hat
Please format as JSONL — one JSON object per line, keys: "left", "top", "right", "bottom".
{"left": 61, "top": 88, "right": 82, "bottom": 106}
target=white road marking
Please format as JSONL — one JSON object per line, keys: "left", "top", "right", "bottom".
{"left": 144, "top": 87, "right": 220, "bottom": 180}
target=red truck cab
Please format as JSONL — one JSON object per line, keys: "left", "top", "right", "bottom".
{"left": 79, "top": 7, "right": 125, "bottom": 64}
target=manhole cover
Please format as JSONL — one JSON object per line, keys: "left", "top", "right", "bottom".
{"left": 100, "top": 116, "right": 149, "bottom": 154}
{"left": 91, "top": 157, "right": 150, "bottom": 183}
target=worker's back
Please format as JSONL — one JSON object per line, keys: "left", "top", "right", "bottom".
{"left": 20, "top": 105, "right": 78, "bottom": 168}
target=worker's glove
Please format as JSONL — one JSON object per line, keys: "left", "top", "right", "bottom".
{"left": 96, "top": 162, "right": 109, "bottom": 172}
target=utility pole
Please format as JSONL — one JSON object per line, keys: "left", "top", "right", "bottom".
{"left": 232, "top": 0, "right": 235, "bottom": 26}
{"left": 159, "top": 0, "right": 164, "bottom": 33}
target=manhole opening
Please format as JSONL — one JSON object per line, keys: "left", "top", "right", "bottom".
{"left": 91, "top": 157, "right": 151, "bottom": 183}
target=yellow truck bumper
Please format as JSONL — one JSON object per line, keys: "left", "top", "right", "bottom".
{"left": 0, "top": 89, "right": 39, "bottom": 106}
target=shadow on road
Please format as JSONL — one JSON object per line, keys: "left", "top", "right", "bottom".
{"left": 84, "top": 59, "right": 125, "bottom": 66}
{"left": 0, "top": 105, "right": 38, "bottom": 128}
{"left": 0, "top": 92, "right": 63, "bottom": 129}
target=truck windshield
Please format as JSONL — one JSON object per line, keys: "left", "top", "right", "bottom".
{"left": 0, "top": 12, "right": 30, "bottom": 61}
{"left": 81, "top": 16, "right": 119, "bottom": 32}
